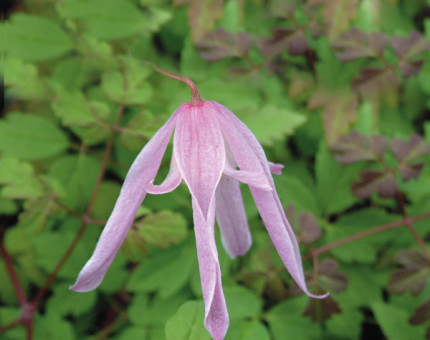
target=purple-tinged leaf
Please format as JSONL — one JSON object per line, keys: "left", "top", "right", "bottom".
{"left": 197, "top": 28, "right": 252, "bottom": 61}
{"left": 304, "top": 296, "right": 341, "bottom": 322}
{"left": 299, "top": 212, "right": 322, "bottom": 244}
{"left": 391, "top": 31, "right": 430, "bottom": 59}
{"left": 333, "top": 28, "right": 387, "bottom": 61}
{"left": 398, "top": 59, "right": 425, "bottom": 77}
{"left": 332, "top": 131, "right": 387, "bottom": 164}
{"left": 388, "top": 250, "right": 430, "bottom": 296}
{"left": 318, "top": 259, "right": 348, "bottom": 293}
{"left": 257, "top": 27, "right": 308, "bottom": 58}
{"left": 391, "top": 134, "right": 430, "bottom": 180}
{"left": 353, "top": 67, "right": 399, "bottom": 106}
{"left": 352, "top": 170, "right": 397, "bottom": 199}
{"left": 391, "top": 134, "right": 430, "bottom": 162}
{"left": 409, "top": 299, "right": 430, "bottom": 325}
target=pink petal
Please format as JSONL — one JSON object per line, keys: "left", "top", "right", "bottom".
{"left": 268, "top": 161, "right": 284, "bottom": 175}
{"left": 212, "top": 101, "right": 328, "bottom": 299}
{"left": 223, "top": 166, "right": 272, "bottom": 191}
{"left": 146, "top": 156, "right": 182, "bottom": 194}
{"left": 70, "top": 110, "right": 179, "bottom": 292}
{"left": 193, "top": 197, "right": 229, "bottom": 340}
{"left": 215, "top": 174, "right": 252, "bottom": 258}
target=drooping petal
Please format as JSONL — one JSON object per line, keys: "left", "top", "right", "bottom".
{"left": 268, "top": 161, "right": 284, "bottom": 175}
{"left": 173, "top": 102, "right": 229, "bottom": 338}
{"left": 70, "top": 111, "right": 179, "bottom": 292}
{"left": 215, "top": 174, "right": 252, "bottom": 258}
{"left": 146, "top": 155, "right": 182, "bottom": 194}
{"left": 193, "top": 197, "right": 229, "bottom": 340}
{"left": 223, "top": 163, "right": 272, "bottom": 191}
{"left": 212, "top": 101, "right": 328, "bottom": 299}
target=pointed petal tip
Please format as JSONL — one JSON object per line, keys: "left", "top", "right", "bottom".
{"left": 307, "top": 291, "right": 330, "bottom": 299}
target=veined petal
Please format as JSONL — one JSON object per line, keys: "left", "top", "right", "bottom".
{"left": 192, "top": 197, "right": 229, "bottom": 340}
{"left": 212, "top": 101, "right": 328, "bottom": 299}
{"left": 216, "top": 175, "right": 252, "bottom": 258}
{"left": 173, "top": 102, "right": 225, "bottom": 219}
{"left": 70, "top": 110, "right": 179, "bottom": 292}
{"left": 268, "top": 161, "right": 284, "bottom": 175}
{"left": 146, "top": 155, "right": 182, "bottom": 194}
{"left": 223, "top": 165, "right": 272, "bottom": 191}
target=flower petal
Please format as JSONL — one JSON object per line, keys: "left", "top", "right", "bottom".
{"left": 215, "top": 174, "right": 252, "bottom": 258}
{"left": 268, "top": 161, "right": 284, "bottom": 175}
{"left": 223, "top": 165, "right": 272, "bottom": 191}
{"left": 70, "top": 110, "right": 179, "bottom": 292}
{"left": 192, "top": 197, "right": 229, "bottom": 340}
{"left": 213, "top": 101, "right": 328, "bottom": 299}
{"left": 146, "top": 155, "right": 182, "bottom": 194}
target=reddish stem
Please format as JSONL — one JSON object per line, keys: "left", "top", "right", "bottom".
{"left": 0, "top": 242, "right": 26, "bottom": 305}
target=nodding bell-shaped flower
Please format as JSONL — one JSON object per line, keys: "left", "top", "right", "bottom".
{"left": 70, "top": 65, "right": 328, "bottom": 340}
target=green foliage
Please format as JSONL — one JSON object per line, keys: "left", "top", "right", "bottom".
{"left": 2, "top": 0, "right": 430, "bottom": 339}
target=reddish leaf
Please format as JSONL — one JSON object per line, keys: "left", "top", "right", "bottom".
{"left": 257, "top": 27, "right": 308, "bottom": 58}
{"left": 318, "top": 259, "right": 348, "bottom": 293}
{"left": 391, "top": 134, "right": 430, "bottom": 180}
{"left": 197, "top": 28, "right": 252, "bottom": 61}
{"left": 299, "top": 212, "right": 322, "bottom": 244}
{"left": 352, "top": 170, "right": 397, "bottom": 199}
{"left": 410, "top": 299, "right": 430, "bottom": 325}
{"left": 309, "top": 89, "right": 358, "bottom": 145}
{"left": 333, "top": 28, "right": 387, "bottom": 61}
{"left": 353, "top": 66, "right": 399, "bottom": 106}
{"left": 398, "top": 59, "right": 425, "bottom": 77}
{"left": 304, "top": 296, "right": 341, "bottom": 322}
{"left": 332, "top": 131, "right": 387, "bottom": 164}
{"left": 388, "top": 250, "right": 430, "bottom": 296}
{"left": 391, "top": 31, "right": 430, "bottom": 59}
{"left": 176, "top": 0, "right": 224, "bottom": 42}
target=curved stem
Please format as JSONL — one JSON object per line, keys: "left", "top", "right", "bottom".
{"left": 0, "top": 242, "right": 26, "bottom": 305}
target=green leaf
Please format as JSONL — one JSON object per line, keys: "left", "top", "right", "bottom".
{"left": 0, "top": 196, "right": 18, "bottom": 215}
{"left": 316, "top": 141, "right": 360, "bottom": 215}
{"left": 136, "top": 210, "right": 188, "bottom": 249}
{"left": 240, "top": 105, "right": 307, "bottom": 146}
{"left": 5, "top": 59, "right": 48, "bottom": 99}
{"left": 165, "top": 301, "right": 211, "bottom": 340}
{"left": 372, "top": 302, "right": 425, "bottom": 340}
{"left": 34, "top": 312, "right": 75, "bottom": 340}
{"left": 0, "top": 112, "right": 68, "bottom": 160}
{"left": 0, "top": 158, "right": 44, "bottom": 199}
{"left": 225, "top": 321, "right": 270, "bottom": 340}
{"left": 127, "top": 240, "right": 195, "bottom": 298}
{"left": 224, "top": 286, "right": 262, "bottom": 319}
{"left": 91, "top": 181, "right": 122, "bottom": 220}
{"left": 266, "top": 297, "right": 322, "bottom": 340}
{"left": 46, "top": 283, "right": 96, "bottom": 317}
{"left": 57, "top": 0, "right": 146, "bottom": 40}
{"left": 5, "top": 14, "right": 73, "bottom": 61}
{"left": 102, "top": 57, "right": 153, "bottom": 104}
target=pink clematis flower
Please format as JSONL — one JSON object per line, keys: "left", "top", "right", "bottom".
{"left": 71, "top": 66, "right": 328, "bottom": 340}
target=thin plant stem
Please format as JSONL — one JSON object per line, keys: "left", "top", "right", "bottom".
{"left": 306, "top": 211, "right": 430, "bottom": 260}
{"left": 0, "top": 242, "right": 26, "bottom": 305}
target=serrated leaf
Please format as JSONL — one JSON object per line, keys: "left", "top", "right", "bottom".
{"left": 391, "top": 31, "right": 430, "bottom": 60}
{"left": 5, "top": 14, "right": 73, "bottom": 61}
{"left": 317, "top": 259, "right": 348, "bottom": 293}
{"left": 410, "top": 299, "right": 430, "bottom": 325}
{"left": 257, "top": 27, "right": 308, "bottom": 58}
{"left": 197, "top": 28, "right": 252, "bottom": 61}
{"left": 320, "top": 0, "right": 359, "bottom": 41}
{"left": 136, "top": 210, "right": 188, "bottom": 249}
{"left": 333, "top": 28, "right": 387, "bottom": 61}
{"left": 240, "top": 105, "right": 306, "bottom": 146}
{"left": 57, "top": 0, "right": 146, "bottom": 40}
{"left": 332, "top": 131, "right": 387, "bottom": 164}
{"left": 304, "top": 296, "right": 341, "bottom": 322}
{"left": 5, "top": 59, "right": 48, "bottom": 100}
{"left": 0, "top": 158, "right": 44, "bottom": 199}
{"left": 165, "top": 301, "right": 211, "bottom": 340}
{"left": 388, "top": 249, "right": 430, "bottom": 295}
{"left": 309, "top": 89, "right": 358, "bottom": 145}
{"left": 178, "top": 0, "right": 224, "bottom": 43}
{"left": 0, "top": 112, "right": 69, "bottom": 160}
{"left": 102, "top": 57, "right": 153, "bottom": 104}
{"left": 352, "top": 169, "right": 397, "bottom": 199}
